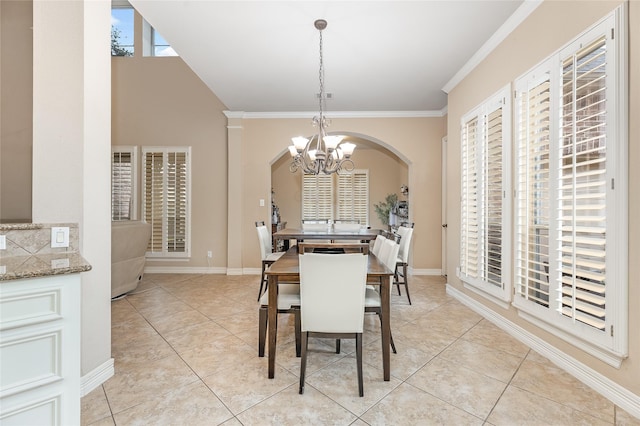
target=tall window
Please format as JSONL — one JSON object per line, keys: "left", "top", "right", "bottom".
{"left": 459, "top": 87, "right": 511, "bottom": 302}
{"left": 143, "top": 19, "right": 178, "bottom": 57}
{"left": 142, "top": 147, "right": 191, "bottom": 257}
{"left": 302, "top": 174, "right": 333, "bottom": 220}
{"left": 514, "top": 12, "right": 627, "bottom": 363}
{"left": 302, "top": 170, "right": 369, "bottom": 224}
{"left": 111, "top": 147, "right": 138, "bottom": 221}
{"left": 337, "top": 171, "right": 369, "bottom": 225}
{"left": 111, "top": 4, "right": 134, "bottom": 56}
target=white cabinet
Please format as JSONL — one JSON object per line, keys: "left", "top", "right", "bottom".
{"left": 0, "top": 274, "right": 81, "bottom": 425}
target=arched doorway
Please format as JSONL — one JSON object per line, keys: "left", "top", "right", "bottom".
{"left": 269, "top": 132, "right": 410, "bottom": 231}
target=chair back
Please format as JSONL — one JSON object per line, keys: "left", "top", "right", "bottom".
{"left": 302, "top": 219, "right": 330, "bottom": 232}
{"left": 397, "top": 226, "right": 414, "bottom": 262}
{"left": 298, "top": 242, "right": 369, "bottom": 254}
{"left": 299, "top": 253, "right": 367, "bottom": 333}
{"left": 377, "top": 237, "right": 393, "bottom": 266}
{"left": 371, "top": 234, "right": 386, "bottom": 257}
{"left": 382, "top": 238, "right": 400, "bottom": 271}
{"left": 333, "top": 220, "right": 361, "bottom": 232}
{"left": 255, "top": 224, "right": 272, "bottom": 260}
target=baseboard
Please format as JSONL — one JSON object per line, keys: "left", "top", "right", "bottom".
{"left": 411, "top": 268, "right": 442, "bottom": 276}
{"left": 144, "top": 266, "right": 227, "bottom": 274}
{"left": 81, "top": 358, "right": 114, "bottom": 397}
{"left": 446, "top": 284, "right": 640, "bottom": 419}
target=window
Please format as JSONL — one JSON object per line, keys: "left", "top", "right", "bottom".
{"left": 459, "top": 86, "right": 511, "bottom": 302}
{"left": 111, "top": 146, "right": 138, "bottom": 221}
{"left": 142, "top": 147, "right": 191, "bottom": 257}
{"left": 514, "top": 11, "right": 627, "bottom": 364}
{"left": 337, "top": 171, "right": 369, "bottom": 225}
{"left": 111, "top": 4, "right": 134, "bottom": 56}
{"left": 143, "top": 19, "right": 178, "bottom": 57}
{"left": 302, "top": 174, "right": 333, "bottom": 220}
{"left": 302, "top": 170, "right": 369, "bottom": 224}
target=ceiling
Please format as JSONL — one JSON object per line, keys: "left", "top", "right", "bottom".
{"left": 129, "top": 0, "right": 530, "bottom": 115}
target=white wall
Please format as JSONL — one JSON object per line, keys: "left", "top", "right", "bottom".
{"left": 32, "top": 0, "right": 112, "bottom": 379}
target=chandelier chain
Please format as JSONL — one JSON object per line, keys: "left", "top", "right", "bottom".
{"left": 318, "top": 28, "right": 324, "bottom": 122}
{"left": 288, "top": 19, "right": 356, "bottom": 175}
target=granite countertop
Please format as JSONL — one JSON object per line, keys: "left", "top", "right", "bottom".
{"left": 0, "top": 252, "right": 92, "bottom": 281}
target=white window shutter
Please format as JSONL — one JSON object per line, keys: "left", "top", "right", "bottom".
{"left": 142, "top": 147, "right": 190, "bottom": 257}
{"left": 302, "top": 174, "right": 333, "bottom": 220}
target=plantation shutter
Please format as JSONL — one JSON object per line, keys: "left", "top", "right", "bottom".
{"left": 459, "top": 88, "right": 509, "bottom": 300}
{"left": 515, "top": 69, "right": 552, "bottom": 308}
{"left": 144, "top": 151, "right": 165, "bottom": 253}
{"left": 484, "top": 107, "right": 504, "bottom": 289}
{"left": 167, "top": 151, "right": 188, "bottom": 253}
{"left": 302, "top": 174, "right": 333, "bottom": 220}
{"left": 142, "top": 147, "right": 190, "bottom": 256}
{"left": 337, "top": 170, "right": 369, "bottom": 224}
{"left": 111, "top": 150, "right": 134, "bottom": 221}
{"left": 460, "top": 116, "right": 480, "bottom": 279}
{"left": 557, "top": 36, "right": 608, "bottom": 330}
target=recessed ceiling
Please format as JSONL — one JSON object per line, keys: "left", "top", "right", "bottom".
{"left": 129, "top": 0, "right": 527, "bottom": 114}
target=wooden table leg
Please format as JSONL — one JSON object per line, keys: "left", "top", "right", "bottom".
{"left": 268, "top": 275, "right": 278, "bottom": 378}
{"left": 381, "top": 274, "right": 391, "bottom": 381}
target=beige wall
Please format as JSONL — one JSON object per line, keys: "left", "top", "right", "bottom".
{"left": 112, "top": 54, "right": 229, "bottom": 270}
{"left": 271, "top": 139, "right": 409, "bottom": 231}
{"left": 447, "top": 0, "right": 639, "bottom": 396}
{"left": 0, "top": 0, "right": 32, "bottom": 222}
{"left": 239, "top": 116, "right": 445, "bottom": 272}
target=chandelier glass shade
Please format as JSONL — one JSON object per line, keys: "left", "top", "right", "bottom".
{"left": 289, "top": 19, "right": 356, "bottom": 175}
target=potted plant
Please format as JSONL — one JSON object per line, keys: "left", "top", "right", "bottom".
{"left": 374, "top": 193, "right": 398, "bottom": 229}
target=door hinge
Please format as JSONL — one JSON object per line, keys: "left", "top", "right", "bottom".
{"left": 611, "top": 28, "right": 615, "bottom": 39}
{"left": 611, "top": 325, "right": 614, "bottom": 337}
{"left": 611, "top": 178, "right": 615, "bottom": 190}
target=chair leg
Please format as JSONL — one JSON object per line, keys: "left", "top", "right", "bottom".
{"left": 403, "top": 263, "right": 412, "bottom": 305}
{"left": 335, "top": 339, "right": 341, "bottom": 354}
{"left": 294, "top": 309, "right": 301, "bottom": 357}
{"left": 258, "top": 306, "right": 267, "bottom": 357}
{"left": 394, "top": 264, "right": 402, "bottom": 296}
{"left": 299, "top": 332, "right": 308, "bottom": 394}
{"left": 356, "top": 333, "right": 364, "bottom": 397}
{"left": 257, "top": 263, "right": 267, "bottom": 301}
{"left": 377, "top": 311, "right": 397, "bottom": 354}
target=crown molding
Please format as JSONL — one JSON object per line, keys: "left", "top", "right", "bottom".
{"left": 442, "top": 0, "right": 543, "bottom": 94}
{"left": 227, "top": 110, "right": 445, "bottom": 119}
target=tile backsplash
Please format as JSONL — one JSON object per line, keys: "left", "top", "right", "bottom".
{"left": 0, "top": 223, "right": 79, "bottom": 258}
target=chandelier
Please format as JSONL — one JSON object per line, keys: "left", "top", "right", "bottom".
{"left": 288, "top": 19, "right": 356, "bottom": 175}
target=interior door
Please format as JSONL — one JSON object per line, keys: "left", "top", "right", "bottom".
{"left": 441, "top": 136, "right": 447, "bottom": 277}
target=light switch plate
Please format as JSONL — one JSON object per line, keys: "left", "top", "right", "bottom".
{"left": 51, "top": 227, "right": 69, "bottom": 248}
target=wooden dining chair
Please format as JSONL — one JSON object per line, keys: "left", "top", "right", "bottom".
{"left": 298, "top": 252, "right": 368, "bottom": 397}
{"left": 255, "top": 222, "right": 285, "bottom": 301}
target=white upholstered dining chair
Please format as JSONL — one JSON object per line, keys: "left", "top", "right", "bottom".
{"left": 395, "top": 225, "right": 414, "bottom": 304}
{"left": 255, "top": 221, "right": 285, "bottom": 301}
{"left": 298, "top": 252, "right": 368, "bottom": 397}
{"left": 365, "top": 237, "right": 399, "bottom": 354}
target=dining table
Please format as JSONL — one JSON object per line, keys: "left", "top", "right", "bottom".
{"left": 273, "top": 227, "right": 382, "bottom": 250}
{"left": 265, "top": 245, "right": 394, "bottom": 381}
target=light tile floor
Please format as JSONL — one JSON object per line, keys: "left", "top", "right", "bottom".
{"left": 82, "top": 273, "right": 640, "bottom": 425}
